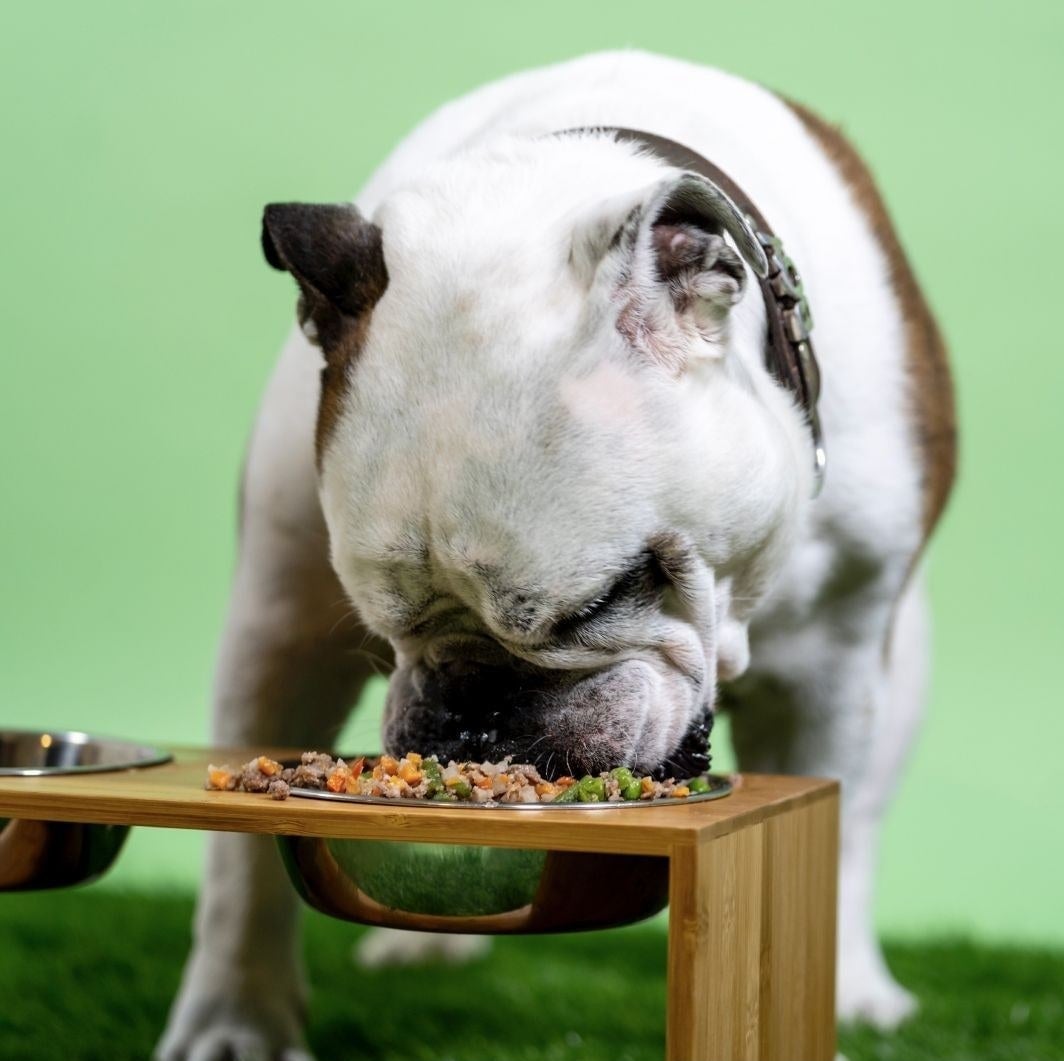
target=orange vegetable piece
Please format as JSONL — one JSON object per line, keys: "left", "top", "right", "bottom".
{"left": 535, "top": 782, "right": 557, "bottom": 798}
{"left": 474, "top": 776, "right": 493, "bottom": 789}
{"left": 672, "top": 786, "right": 691, "bottom": 798}
{"left": 326, "top": 766, "right": 351, "bottom": 792}
{"left": 256, "top": 756, "right": 281, "bottom": 777}
{"left": 405, "top": 752, "right": 423, "bottom": 767}
{"left": 398, "top": 761, "right": 422, "bottom": 784}
{"left": 379, "top": 755, "right": 399, "bottom": 776}
{"left": 206, "top": 765, "right": 234, "bottom": 790}
{"left": 349, "top": 756, "right": 365, "bottom": 780}
{"left": 555, "top": 776, "right": 575, "bottom": 789}
{"left": 640, "top": 776, "right": 656, "bottom": 795}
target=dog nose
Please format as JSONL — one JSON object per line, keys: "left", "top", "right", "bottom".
{"left": 434, "top": 657, "right": 479, "bottom": 680}
{"left": 402, "top": 659, "right": 541, "bottom": 759}
{"left": 425, "top": 660, "right": 523, "bottom": 718}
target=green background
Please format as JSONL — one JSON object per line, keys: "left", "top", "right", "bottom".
{"left": 1, "top": 1, "right": 1061, "bottom": 943}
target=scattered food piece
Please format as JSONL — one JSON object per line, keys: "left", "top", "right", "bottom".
{"left": 204, "top": 752, "right": 716, "bottom": 806}
{"left": 205, "top": 764, "right": 237, "bottom": 791}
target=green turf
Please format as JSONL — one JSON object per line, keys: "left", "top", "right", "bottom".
{"left": 0, "top": 889, "right": 1060, "bottom": 1061}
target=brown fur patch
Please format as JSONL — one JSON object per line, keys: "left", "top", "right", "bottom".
{"left": 315, "top": 315, "right": 371, "bottom": 467}
{"left": 780, "top": 97, "right": 957, "bottom": 538}
{"left": 261, "top": 202, "right": 389, "bottom": 468}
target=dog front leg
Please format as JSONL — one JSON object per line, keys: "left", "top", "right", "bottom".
{"left": 157, "top": 539, "right": 384, "bottom": 1061}
{"left": 156, "top": 337, "right": 389, "bottom": 1061}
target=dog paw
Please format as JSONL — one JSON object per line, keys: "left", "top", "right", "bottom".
{"left": 837, "top": 965, "right": 917, "bottom": 1030}
{"left": 156, "top": 1026, "right": 315, "bottom": 1061}
{"left": 156, "top": 961, "right": 311, "bottom": 1061}
{"left": 354, "top": 928, "right": 491, "bottom": 969}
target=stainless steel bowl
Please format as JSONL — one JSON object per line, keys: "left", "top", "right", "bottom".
{"left": 278, "top": 773, "right": 731, "bottom": 934}
{"left": 0, "top": 729, "right": 172, "bottom": 891}
{"left": 0, "top": 729, "right": 172, "bottom": 776}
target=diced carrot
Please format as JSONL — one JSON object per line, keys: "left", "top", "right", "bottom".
{"left": 256, "top": 756, "right": 281, "bottom": 777}
{"left": 555, "top": 776, "right": 575, "bottom": 789}
{"left": 349, "top": 756, "right": 365, "bottom": 780}
{"left": 535, "top": 781, "right": 557, "bottom": 798}
{"left": 672, "top": 786, "right": 691, "bottom": 798}
{"left": 326, "top": 766, "right": 351, "bottom": 793}
{"left": 206, "top": 766, "right": 234, "bottom": 790}
{"left": 379, "top": 755, "right": 399, "bottom": 776}
{"left": 405, "top": 752, "right": 423, "bottom": 767}
{"left": 640, "top": 776, "right": 655, "bottom": 794}
{"left": 371, "top": 763, "right": 384, "bottom": 780}
{"left": 474, "top": 776, "right": 493, "bottom": 789}
{"left": 398, "top": 761, "right": 422, "bottom": 784}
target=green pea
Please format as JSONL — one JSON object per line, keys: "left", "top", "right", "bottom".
{"left": 609, "top": 767, "right": 635, "bottom": 788}
{"left": 432, "top": 791, "right": 457, "bottom": 802}
{"left": 578, "top": 776, "right": 606, "bottom": 802}
{"left": 622, "top": 781, "right": 643, "bottom": 801}
{"left": 687, "top": 776, "right": 712, "bottom": 794}
{"left": 448, "top": 780, "right": 472, "bottom": 799}
{"left": 422, "top": 760, "right": 444, "bottom": 794}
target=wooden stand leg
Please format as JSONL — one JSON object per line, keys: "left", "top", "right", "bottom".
{"left": 665, "top": 794, "right": 838, "bottom": 1061}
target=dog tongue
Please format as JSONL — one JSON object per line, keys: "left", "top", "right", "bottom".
{"left": 651, "top": 707, "right": 714, "bottom": 781}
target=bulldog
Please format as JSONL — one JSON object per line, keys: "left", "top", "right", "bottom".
{"left": 157, "top": 49, "right": 955, "bottom": 1061}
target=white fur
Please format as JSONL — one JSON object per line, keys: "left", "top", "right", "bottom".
{"left": 159, "top": 50, "right": 931, "bottom": 1059}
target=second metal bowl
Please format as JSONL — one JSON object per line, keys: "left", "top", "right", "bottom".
{"left": 0, "top": 729, "right": 172, "bottom": 891}
{"left": 0, "top": 729, "right": 172, "bottom": 777}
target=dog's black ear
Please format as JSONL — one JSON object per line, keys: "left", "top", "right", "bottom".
{"left": 261, "top": 202, "right": 388, "bottom": 349}
{"left": 613, "top": 175, "right": 752, "bottom": 372}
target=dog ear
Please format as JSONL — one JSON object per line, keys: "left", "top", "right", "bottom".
{"left": 261, "top": 202, "right": 388, "bottom": 351}
{"left": 612, "top": 174, "right": 751, "bottom": 371}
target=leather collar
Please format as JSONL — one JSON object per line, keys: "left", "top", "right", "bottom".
{"left": 557, "top": 126, "right": 826, "bottom": 495}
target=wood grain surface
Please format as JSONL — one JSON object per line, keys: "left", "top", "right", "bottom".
{"left": 665, "top": 791, "right": 839, "bottom": 1061}
{"left": 0, "top": 746, "right": 836, "bottom": 855}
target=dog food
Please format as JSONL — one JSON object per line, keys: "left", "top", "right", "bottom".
{"left": 204, "top": 751, "right": 714, "bottom": 805}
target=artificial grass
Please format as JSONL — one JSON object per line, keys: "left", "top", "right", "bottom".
{"left": 0, "top": 889, "right": 1061, "bottom": 1061}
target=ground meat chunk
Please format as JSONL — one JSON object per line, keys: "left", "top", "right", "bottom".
{"left": 238, "top": 756, "right": 282, "bottom": 793}
{"left": 290, "top": 750, "right": 336, "bottom": 790}
{"left": 267, "top": 779, "right": 290, "bottom": 800}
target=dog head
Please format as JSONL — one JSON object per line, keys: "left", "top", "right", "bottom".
{"left": 262, "top": 134, "right": 813, "bottom": 776}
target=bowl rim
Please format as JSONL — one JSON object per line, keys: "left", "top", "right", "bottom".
{"left": 0, "top": 728, "right": 173, "bottom": 777}
{"left": 288, "top": 772, "right": 732, "bottom": 810}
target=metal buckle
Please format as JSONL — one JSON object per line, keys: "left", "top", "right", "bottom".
{"left": 755, "top": 229, "right": 814, "bottom": 333}
{"left": 748, "top": 220, "right": 825, "bottom": 496}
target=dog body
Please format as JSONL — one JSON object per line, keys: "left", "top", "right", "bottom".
{"left": 158, "top": 51, "right": 954, "bottom": 1060}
